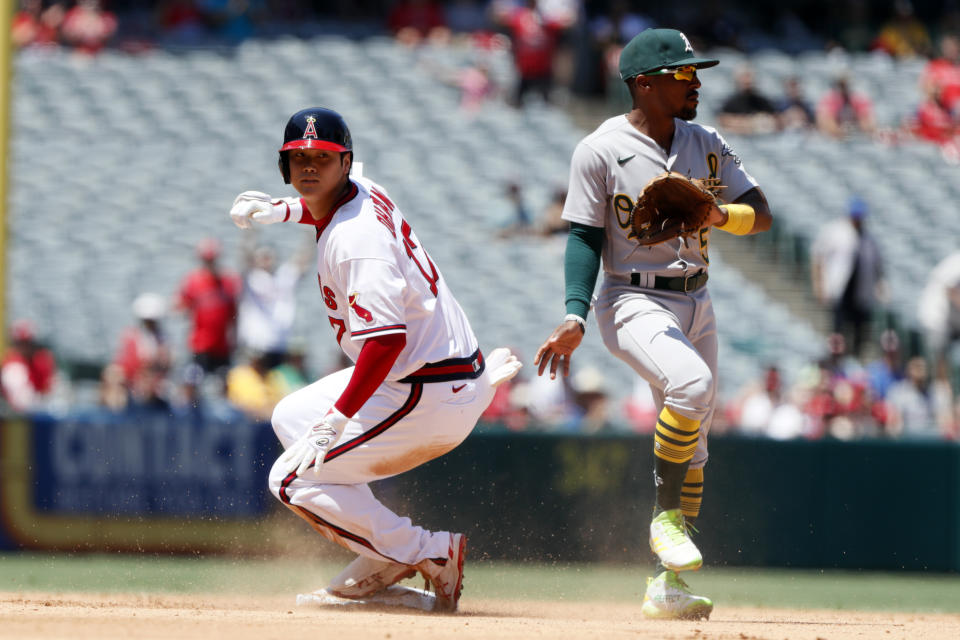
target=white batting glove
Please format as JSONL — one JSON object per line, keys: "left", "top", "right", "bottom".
{"left": 230, "top": 191, "right": 301, "bottom": 228}
{"left": 486, "top": 347, "right": 523, "bottom": 388}
{"left": 277, "top": 408, "right": 350, "bottom": 476}
{"left": 230, "top": 191, "right": 271, "bottom": 229}
{"left": 232, "top": 190, "right": 273, "bottom": 207}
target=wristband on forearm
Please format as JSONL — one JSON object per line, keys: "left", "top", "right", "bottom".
{"left": 717, "top": 204, "right": 756, "bottom": 235}
{"left": 275, "top": 196, "right": 303, "bottom": 222}
{"left": 564, "top": 313, "right": 586, "bottom": 333}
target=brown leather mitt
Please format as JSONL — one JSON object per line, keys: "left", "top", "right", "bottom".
{"left": 631, "top": 172, "right": 719, "bottom": 246}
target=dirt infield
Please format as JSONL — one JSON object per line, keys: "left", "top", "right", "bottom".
{"left": 2, "top": 591, "right": 959, "bottom": 640}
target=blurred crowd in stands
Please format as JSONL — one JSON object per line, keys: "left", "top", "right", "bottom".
{"left": 2, "top": 209, "right": 957, "bottom": 444}
{"left": 2, "top": 237, "right": 315, "bottom": 424}
{"left": 8, "top": 210, "right": 952, "bottom": 441}
{"left": 7, "top": 0, "right": 960, "bottom": 439}
{"left": 15, "top": 1, "right": 960, "bottom": 153}
{"left": 709, "top": 30, "right": 960, "bottom": 160}
{"left": 476, "top": 313, "right": 960, "bottom": 441}
{"left": 722, "top": 330, "right": 959, "bottom": 441}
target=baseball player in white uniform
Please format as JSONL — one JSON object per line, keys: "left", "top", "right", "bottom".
{"left": 229, "top": 107, "right": 521, "bottom": 612}
{"left": 919, "top": 250, "right": 960, "bottom": 379}
{"left": 534, "top": 29, "right": 772, "bottom": 619}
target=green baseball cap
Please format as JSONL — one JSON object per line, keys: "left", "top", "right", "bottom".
{"left": 619, "top": 29, "right": 719, "bottom": 80}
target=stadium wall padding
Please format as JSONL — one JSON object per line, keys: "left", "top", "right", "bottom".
{"left": 1, "top": 415, "right": 957, "bottom": 571}
{"left": 394, "top": 432, "right": 960, "bottom": 571}
{"left": 0, "top": 412, "right": 278, "bottom": 553}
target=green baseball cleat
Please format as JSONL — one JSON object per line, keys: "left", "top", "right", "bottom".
{"left": 649, "top": 508, "right": 702, "bottom": 571}
{"left": 641, "top": 570, "right": 713, "bottom": 620}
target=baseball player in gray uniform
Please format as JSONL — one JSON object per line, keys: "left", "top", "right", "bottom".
{"left": 534, "top": 29, "right": 772, "bottom": 619}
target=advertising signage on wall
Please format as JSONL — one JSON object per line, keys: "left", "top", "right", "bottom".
{"left": 0, "top": 412, "right": 278, "bottom": 552}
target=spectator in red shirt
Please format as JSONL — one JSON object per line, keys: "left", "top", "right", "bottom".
{"left": 60, "top": 0, "right": 117, "bottom": 55}
{"left": 157, "top": 0, "right": 208, "bottom": 46}
{"left": 911, "top": 82, "right": 957, "bottom": 145}
{"left": 387, "top": 0, "right": 447, "bottom": 45}
{"left": 480, "top": 368, "right": 530, "bottom": 431}
{"left": 921, "top": 33, "right": 960, "bottom": 116}
{"left": 12, "top": 0, "right": 63, "bottom": 49}
{"left": 816, "top": 75, "right": 876, "bottom": 139}
{"left": 494, "top": 0, "right": 574, "bottom": 107}
{"left": 176, "top": 238, "right": 240, "bottom": 377}
{"left": 1, "top": 320, "right": 57, "bottom": 413}
{"left": 114, "top": 293, "right": 172, "bottom": 407}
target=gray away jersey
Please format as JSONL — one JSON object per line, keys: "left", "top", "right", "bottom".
{"left": 562, "top": 115, "right": 759, "bottom": 280}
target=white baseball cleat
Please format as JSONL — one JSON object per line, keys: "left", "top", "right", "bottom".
{"left": 326, "top": 554, "right": 416, "bottom": 599}
{"left": 297, "top": 585, "right": 435, "bottom": 612}
{"left": 486, "top": 347, "right": 522, "bottom": 387}
{"left": 649, "top": 508, "right": 702, "bottom": 572}
{"left": 641, "top": 570, "right": 713, "bottom": 620}
{"left": 416, "top": 533, "right": 467, "bottom": 612}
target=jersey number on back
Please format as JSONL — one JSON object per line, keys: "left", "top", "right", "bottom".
{"left": 400, "top": 219, "right": 439, "bottom": 297}
{"left": 373, "top": 187, "right": 440, "bottom": 297}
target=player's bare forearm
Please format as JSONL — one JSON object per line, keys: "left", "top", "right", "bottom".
{"left": 735, "top": 187, "right": 772, "bottom": 234}
{"left": 533, "top": 321, "right": 584, "bottom": 379}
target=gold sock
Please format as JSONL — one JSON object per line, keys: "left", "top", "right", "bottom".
{"left": 681, "top": 466, "right": 704, "bottom": 520}
{"left": 654, "top": 407, "right": 700, "bottom": 464}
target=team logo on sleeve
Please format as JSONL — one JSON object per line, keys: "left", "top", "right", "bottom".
{"left": 348, "top": 293, "right": 373, "bottom": 322}
{"left": 720, "top": 142, "right": 742, "bottom": 166}
{"left": 701, "top": 154, "right": 724, "bottom": 195}
{"left": 303, "top": 115, "right": 318, "bottom": 140}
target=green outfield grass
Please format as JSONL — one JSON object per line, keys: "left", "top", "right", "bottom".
{"left": 1, "top": 552, "right": 959, "bottom": 613}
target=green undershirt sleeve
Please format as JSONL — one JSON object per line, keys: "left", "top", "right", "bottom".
{"left": 564, "top": 221, "right": 604, "bottom": 319}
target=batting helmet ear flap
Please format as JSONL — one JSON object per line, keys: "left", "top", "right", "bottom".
{"left": 278, "top": 151, "right": 291, "bottom": 184}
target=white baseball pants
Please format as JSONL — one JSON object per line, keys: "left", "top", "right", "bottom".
{"left": 267, "top": 358, "right": 499, "bottom": 565}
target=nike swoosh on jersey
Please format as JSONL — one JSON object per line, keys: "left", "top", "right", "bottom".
{"left": 452, "top": 384, "right": 467, "bottom": 393}
{"left": 617, "top": 154, "right": 636, "bottom": 166}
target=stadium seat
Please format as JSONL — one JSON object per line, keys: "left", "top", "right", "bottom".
{"left": 12, "top": 37, "right": 946, "bottom": 420}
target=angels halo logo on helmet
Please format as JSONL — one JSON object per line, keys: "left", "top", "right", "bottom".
{"left": 278, "top": 107, "right": 353, "bottom": 184}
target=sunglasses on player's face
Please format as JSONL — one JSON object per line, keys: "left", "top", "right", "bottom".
{"left": 643, "top": 65, "right": 697, "bottom": 81}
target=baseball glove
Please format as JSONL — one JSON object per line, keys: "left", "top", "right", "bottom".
{"left": 631, "top": 172, "right": 720, "bottom": 246}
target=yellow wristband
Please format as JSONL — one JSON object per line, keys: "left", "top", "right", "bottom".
{"left": 717, "top": 204, "right": 756, "bottom": 235}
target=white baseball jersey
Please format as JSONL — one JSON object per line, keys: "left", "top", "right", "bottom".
{"left": 562, "top": 115, "right": 758, "bottom": 279}
{"left": 237, "top": 261, "right": 301, "bottom": 353}
{"left": 918, "top": 251, "right": 960, "bottom": 351}
{"left": 264, "top": 173, "right": 502, "bottom": 568}
{"left": 312, "top": 175, "right": 479, "bottom": 378}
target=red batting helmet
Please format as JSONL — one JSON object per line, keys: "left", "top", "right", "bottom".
{"left": 278, "top": 107, "right": 353, "bottom": 184}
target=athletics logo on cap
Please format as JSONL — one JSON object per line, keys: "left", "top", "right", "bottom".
{"left": 303, "top": 115, "right": 318, "bottom": 140}
{"left": 618, "top": 28, "right": 719, "bottom": 80}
